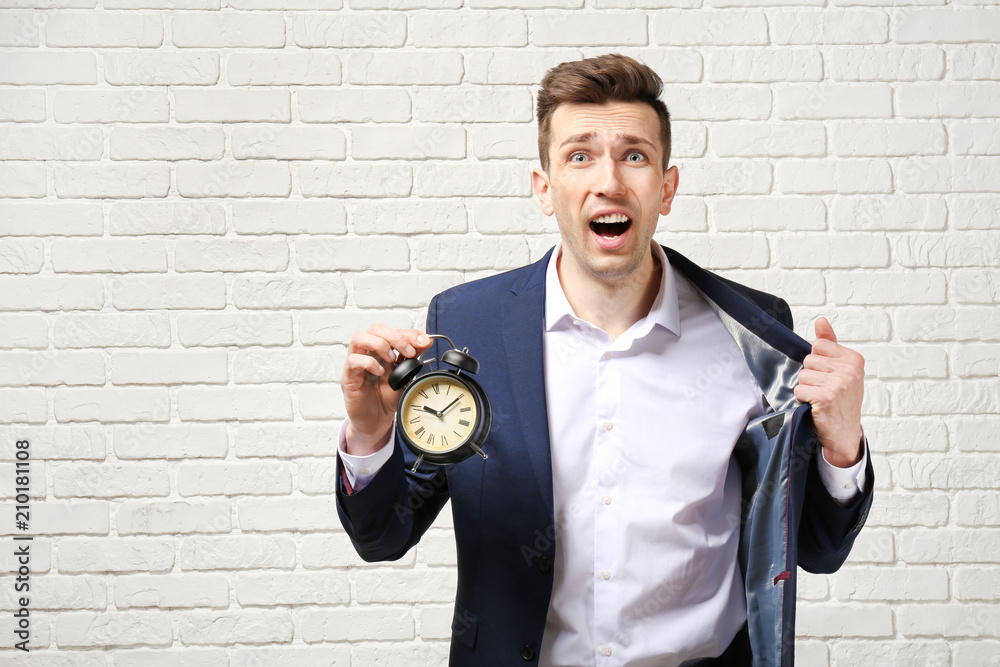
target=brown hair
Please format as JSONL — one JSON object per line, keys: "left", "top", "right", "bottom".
{"left": 536, "top": 53, "right": 671, "bottom": 172}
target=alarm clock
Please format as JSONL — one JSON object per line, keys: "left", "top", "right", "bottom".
{"left": 388, "top": 334, "right": 491, "bottom": 473}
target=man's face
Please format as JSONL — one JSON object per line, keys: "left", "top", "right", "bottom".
{"left": 532, "top": 101, "right": 678, "bottom": 287}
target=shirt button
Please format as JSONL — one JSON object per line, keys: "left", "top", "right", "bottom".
{"left": 845, "top": 482, "right": 855, "bottom": 490}
{"left": 603, "top": 495, "right": 612, "bottom": 505}
{"left": 604, "top": 351, "right": 613, "bottom": 360}
{"left": 361, "top": 469, "right": 370, "bottom": 475}
{"left": 603, "top": 421, "right": 613, "bottom": 431}
{"left": 602, "top": 646, "right": 612, "bottom": 656}
{"left": 573, "top": 320, "right": 582, "bottom": 327}
{"left": 601, "top": 570, "right": 611, "bottom": 580}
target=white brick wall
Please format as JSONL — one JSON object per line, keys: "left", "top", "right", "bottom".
{"left": 0, "top": 1, "right": 996, "bottom": 664}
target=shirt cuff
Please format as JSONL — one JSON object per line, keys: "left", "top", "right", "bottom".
{"left": 337, "top": 419, "right": 395, "bottom": 493}
{"left": 817, "top": 432, "right": 869, "bottom": 505}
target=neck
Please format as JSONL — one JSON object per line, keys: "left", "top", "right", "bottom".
{"left": 557, "top": 244, "right": 662, "bottom": 341}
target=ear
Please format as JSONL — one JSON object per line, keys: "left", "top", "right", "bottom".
{"left": 659, "top": 165, "right": 679, "bottom": 217}
{"left": 531, "top": 167, "right": 555, "bottom": 216}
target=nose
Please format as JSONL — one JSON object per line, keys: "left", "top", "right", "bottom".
{"left": 594, "top": 156, "right": 626, "bottom": 198}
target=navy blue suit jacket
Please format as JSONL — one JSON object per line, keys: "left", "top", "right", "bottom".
{"left": 338, "top": 246, "right": 874, "bottom": 666}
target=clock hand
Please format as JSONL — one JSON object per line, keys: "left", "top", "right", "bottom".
{"left": 440, "top": 396, "right": 462, "bottom": 415}
{"left": 421, "top": 405, "right": 443, "bottom": 418}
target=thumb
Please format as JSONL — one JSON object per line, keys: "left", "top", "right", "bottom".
{"left": 814, "top": 316, "right": 837, "bottom": 344}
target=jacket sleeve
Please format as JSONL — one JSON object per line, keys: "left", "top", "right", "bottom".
{"left": 335, "top": 295, "right": 451, "bottom": 562}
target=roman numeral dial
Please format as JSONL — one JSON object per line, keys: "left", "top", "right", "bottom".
{"left": 400, "top": 374, "right": 479, "bottom": 454}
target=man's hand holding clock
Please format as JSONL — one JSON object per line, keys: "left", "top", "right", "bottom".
{"left": 341, "top": 324, "right": 433, "bottom": 456}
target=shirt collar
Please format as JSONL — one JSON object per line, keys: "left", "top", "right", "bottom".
{"left": 543, "top": 242, "right": 681, "bottom": 337}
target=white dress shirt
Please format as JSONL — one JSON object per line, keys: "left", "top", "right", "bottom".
{"left": 338, "top": 244, "right": 867, "bottom": 666}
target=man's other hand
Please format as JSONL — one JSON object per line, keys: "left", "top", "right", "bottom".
{"left": 341, "top": 324, "right": 433, "bottom": 456}
{"left": 793, "top": 317, "right": 866, "bottom": 468}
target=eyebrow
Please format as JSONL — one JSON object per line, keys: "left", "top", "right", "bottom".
{"left": 558, "top": 132, "right": 658, "bottom": 151}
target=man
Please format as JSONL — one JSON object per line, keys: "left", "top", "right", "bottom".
{"left": 338, "top": 54, "right": 873, "bottom": 666}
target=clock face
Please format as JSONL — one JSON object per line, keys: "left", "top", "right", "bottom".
{"left": 399, "top": 374, "right": 479, "bottom": 454}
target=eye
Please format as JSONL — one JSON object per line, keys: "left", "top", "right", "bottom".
{"left": 569, "top": 152, "right": 588, "bottom": 164}
{"left": 625, "top": 151, "right": 646, "bottom": 163}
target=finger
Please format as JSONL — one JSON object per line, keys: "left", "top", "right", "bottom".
{"left": 349, "top": 331, "right": 399, "bottom": 365}
{"left": 796, "top": 368, "right": 828, "bottom": 387}
{"left": 794, "top": 383, "right": 823, "bottom": 406}
{"left": 342, "top": 353, "right": 388, "bottom": 384}
{"left": 811, "top": 337, "right": 845, "bottom": 358}
{"left": 802, "top": 353, "right": 838, "bottom": 373}
{"left": 368, "top": 323, "right": 428, "bottom": 359}
{"left": 814, "top": 317, "right": 837, "bottom": 344}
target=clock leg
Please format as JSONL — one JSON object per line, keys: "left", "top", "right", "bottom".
{"left": 470, "top": 444, "right": 488, "bottom": 461}
{"left": 410, "top": 453, "right": 425, "bottom": 473}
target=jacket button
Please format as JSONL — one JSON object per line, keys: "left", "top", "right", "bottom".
{"left": 520, "top": 644, "right": 536, "bottom": 661}
{"left": 538, "top": 556, "right": 551, "bottom": 573}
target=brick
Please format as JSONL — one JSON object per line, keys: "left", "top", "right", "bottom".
{"left": 0, "top": 351, "right": 104, "bottom": 386}
{"left": 951, "top": 120, "right": 1000, "bottom": 155}
{"left": 796, "top": 603, "right": 893, "bottom": 637}
{"left": 234, "top": 349, "right": 344, "bottom": 383}
{"left": 954, "top": 641, "right": 1000, "bottom": 666}
{"left": 896, "top": 8, "right": 1000, "bottom": 43}
{"left": 104, "top": 52, "right": 219, "bottom": 85}
{"left": 0, "top": 238, "right": 43, "bottom": 274}
{"left": 845, "top": 528, "right": 895, "bottom": 563}
{"left": 778, "top": 159, "right": 892, "bottom": 194}
{"left": 0, "top": 315, "right": 47, "bottom": 349}
{"left": 178, "top": 610, "right": 294, "bottom": 645}
{"left": 898, "top": 603, "right": 1000, "bottom": 637}
{"left": 57, "top": 538, "right": 173, "bottom": 574}
{"left": 177, "top": 462, "right": 292, "bottom": 496}
{"left": 353, "top": 643, "right": 449, "bottom": 664}
{"left": 232, "top": 126, "right": 346, "bottom": 160}
{"left": 472, "top": 197, "right": 554, "bottom": 235}
{"left": 949, "top": 195, "right": 1000, "bottom": 230}
{"left": 828, "top": 46, "right": 944, "bottom": 81}
{"left": 0, "top": 52, "right": 97, "bottom": 84}
{"left": 408, "top": 11, "right": 525, "bottom": 47}
{"left": 0, "top": 574, "right": 104, "bottom": 610}
{"left": 831, "top": 121, "right": 945, "bottom": 156}
{"left": 348, "top": 51, "right": 462, "bottom": 85}
{"left": 0, "top": 202, "right": 102, "bottom": 237}
{"left": 115, "top": 574, "right": 229, "bottom": 609}
{"left": 0, "top": 162, "right": 45, "bottom": 198}
{"left": 354, "top": 199, "right": 466, "bottom": 236}
{"left": 229, "top": 0, "right": 334, "bottom": 7}
{"left": 52, "top": 239, "right": 167, "bottom": 273}
{"left": 775, "top": 235, "right": 888, "bottom": 268}
{"left": 298, "top": 88, "right": 411, "bottom": 123}
{"left": 355, "top": 568, "right": 457, "bottom": 604}
{"left": 352, "top": 125, "right": 465, "bottom": 160}
{"left": 472, "top": 124, "right": 541, "bottom": 161}
{"left": 712, "top": 123, "right": 825, "bottom": 158}
{"left": 105, "top": 0, "right": 219, "bottom": 10}
{"left": 901, "top": 157, "right": 1000, "bottom": 193}
{"left": 0, "top": 500, "right": 108, "bottom": 536}
{"left": 0, "top": 126, "right": 103, "bottom": 160}
{"left": 175, "top": 238, "right": 289, "bottom": 272}
{"left": 56, "top": 612, "right": 172, "bottom": 648}
{"left": 296, "top": 459, "right": 337, "bottom": 494}
{"left": 301, "top": 607, "right": 414, "bottom": 643}
{"left": 895, "top": 306, "right": 1000, "bottom": 342}
{"left": 0, "top": 426, "right": 105, "bottom": 460}
{"left": 0, "top": 276, "right": 103, "bottom": 312}
{"left": 353, "top": 272, "right": 462, "bottom": 308}
{"left": 532, "top": 13, "right": 645, "bottom": 46}
{"left": 415, "top": 163, "right": 530, "bottom": 197}
{"left": 237, "top": 497, "right": 339, "bottom": 531}
{"left": 177, "top": 313, "right": 292, "bottom": 347}
{"left": 110, "top": 201, "right": 223, "bottom": 236}
{"left": 710, "top": 197, "right": 825, "bottom": 232}
{"left": 867, "top": 489, "right": 949, "bottom": 526}
{"left": 114, "top": 424, "right": 228, "bottom": 460}
{"left": 178, "top": 535, "right": 295, "bottom": 570}
{"left": 54, "top": 388, "right": 169, "bottom": 423}
{"left": 295, "top": 237, "right": 408, "bottom": 271}
{"left": 665, "top": 87, "right": 772, "bottom": 121}
{"left": 950, "top": 45, "right": 1000, "bottom": 81}
{"left": 652, "top": 11, "right": 768, "bottom": 45}
{"left": 111, "top": 350, "right": 228, "bottom": 384}
{"left": 112, "top": 275, "right": 226, "bottom": 311}
{"left": 674, "top": 161, "right": 772, "bottom": 195}
{"left": 772, "top": 10, "right": 888, "bottom": 44}
{"left": 298, "top": 310, "right": 412, "bottom": 346}
{"left": 776, "top": 84, "right": 892, "bottom": 119}
{"left": 895, "top": 232, "right": 1000, "bottom": 267}
{"left": 52, "top": 462, "right": 169, "bottom": 498}
{"left": 232, "top": 200, "right": 345, "bottom": 235}
{"left": 831, "top": 196, "right": 946, "bottom": 231}
{"left": 176, "top": 162, "right": 292, "bottom": 198}
{"left": 175, "top": 89, "right": 290, "bottom": 123}
{"left": 953, "top": 343, "right": 1000, "bottom": 375}
{"left": 297, "top": 383, "right": 344, "bottom": 420}
{"left": 177, "top": 386, "right": 293, "bottom": 421}
{"left": 117, "top": 500, "right": 231, "bottom": 535}
{"left": 0, "top": 88, "right": 45, "bottom": 122}
{"left": 707, "top": 49, "right": 822, "bottom": 82}
{"left": 299, "top": 163, "right": 411, "bottom": 198}
{"left": 952, "top": 269, "right": 1000, "bottom": 304}
{"left": 291, "top": 13, "right": 405, "bottom": 47}
{"left": 172, "top": 13, "right": 285, "bottom": 47}
{"left": 232, "top": 275, "right": 346, "bottom": 310}
{"left": 832, "top": 641, "right": 951, "bottom": 667}
{"left": 410, "top": 236, "right": 529, "bottom": 271}
{"left": 0, "top": 13, "right": 38, "bottom": 46}
{"left": 467, "top": 49, "right": 582, "bottom": 84}
{"left": 53, "top": 89, "right": 168, "bottom": 123}
{"left": 716, "top": 268, "right": 824, "bottom": 306}
{"left": 45, "top": 13, "right": 162, "bottom": 47}
{"left": 54, "top": 164, "right": 170, "bottom": 199}
{"left": 111, "top": 126, "right": 224, "bottom": 161}
{"left": 231, "top": 647, "right": 351, "bottom": 667}
{"left": 833, "top": 566, "right": 948, "bottom": 601}
{"left": 228, "top": 52, "right": 340, "bottom": 85}
{"left": 955, "top": 492, "right": 1000, "bottom": 527}
{"left": 655, "top": 233, "right": 769, "bottom": 269}
{"left": 893, "top": 380, "right": 998, "bottom": 415}
{"left": 829, "top": 272, "right": 946, "bottom": 306}
{"left": 54, "top": 314, "right": 169, "bottom": 348}
{"left": 236, "top": 571, "right": 348, "bottom": 606}
{"left": 898, "top": 83, "right": 1000, "bottom": 118}
{"left": 415, "top": 86, "right": 533, "bottom": 123}
{"left": 419, "top": 530, "right": 457, "bottom": 566}
{"left": 0, "top": 389, "right": 45, "bottom": 423}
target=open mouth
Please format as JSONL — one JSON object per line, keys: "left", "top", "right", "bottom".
{"left": 590, "top": 213, "right": 632, "bottom": 239}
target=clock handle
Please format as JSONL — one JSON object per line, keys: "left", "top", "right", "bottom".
{"left": 470, "top": 444, "right": 488, "bottom": 461}
{"left": 410, "top": 453, "right": 425, "bottom": 473}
